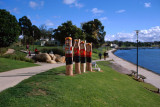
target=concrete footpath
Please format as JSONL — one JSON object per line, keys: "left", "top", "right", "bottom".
{"left": 0, "top": 59, "right": 110, "bottom": 92}
{"left": 109, "top": 49, "right": 160, "bottom": 89}
{"left": 0, "top": 63, "right": 65, "bottom": 92}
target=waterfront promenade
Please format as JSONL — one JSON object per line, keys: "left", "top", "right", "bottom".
{"left": 109, "top": 49, "right": 160, "bottom": 89}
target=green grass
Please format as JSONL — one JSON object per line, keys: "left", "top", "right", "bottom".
{"left": 0, "top": 47, "right": 8, "bottom": 56}
{"left": 0, "top": 61, "right": 159, "bottom": 107}
{"left": 0, "top": 58, "right": 38, "bottom": 72}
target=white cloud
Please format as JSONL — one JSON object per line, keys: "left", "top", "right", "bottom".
{"left": 99, "top": 17, "right": 108, "bottom": 21}
{"left": 29, "top": 1, "right": 38, "bottom": 8}
{"left": 116, "top": 9, "right": 126, "bottom": 13}
{"left": 63, "top": 0, "right": 75, "bottom": 4}
{"left": 9, "top": 8, "right": 20, "bottom": 14}
{"left": 45, "top": 20, "right": 54, "bottom": 27}
{"left": 91, "top": 8, "right": 104, "bottom": 14}
{"left": 144, "top": 2, "right": 151, "bottom": 8}
{"left": 63, "top": 0, "right": 83, "bottom": 8}
{"left": 29, "top": 1, "right": 44, "bottom": 9}
{"left": 105, "top": 26, "right": 160, "bottom": 42}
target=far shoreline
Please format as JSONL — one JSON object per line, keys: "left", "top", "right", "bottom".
{"left": 112, "top": 48, "right": 160, "bottom": 76}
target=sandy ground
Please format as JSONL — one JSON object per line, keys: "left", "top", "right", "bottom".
{"left": 108, "top": 49, "right": 160, "bottom": 89}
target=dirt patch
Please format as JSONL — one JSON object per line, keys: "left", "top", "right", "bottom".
{"left": 28, "top": 89, "right": 47, "bottom": 96}
{"left": 57, "top": 73, "right": 65, "bottom": 76}
{"left": 109, "top": 61, "right": 131, "bottom": 74}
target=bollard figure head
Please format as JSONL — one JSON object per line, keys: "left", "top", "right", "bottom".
{"left": 86, "top": 43, "right": 92, "bottom": 52}
{"left": 65, "top": 37, "right": 72, "bottom": 47}
{"left": 74, "top": 39, "right": 80, "bottom": 48}
{"left": 80, "top": 41, "right": 86, "bottom": 50}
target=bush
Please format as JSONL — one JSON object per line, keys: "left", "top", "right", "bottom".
{"left": 2, "top": 53, "right": 34, "bottom": 63}
{"left": 0, "top": 48, "right": 8, "bottom": 56}
{"left": 40, "top": 48, "right": 65, "bottom": 56}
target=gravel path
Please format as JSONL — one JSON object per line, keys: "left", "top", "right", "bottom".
{"left": 108, "top": 49, "right": 160, "bottom": 89}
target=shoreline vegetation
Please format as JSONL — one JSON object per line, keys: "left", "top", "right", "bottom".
{"left": 113, "top": 48, "right": 160, "bottom": 76}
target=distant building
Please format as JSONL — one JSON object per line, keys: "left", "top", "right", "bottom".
{"left": 46, "top": 40, "right": 61, "bottom": 46}
{"left": 110, "top": 43, "right": 118, "bottom": 48}
{"left": 40, "top": 38, "right": 49, "bottom": 46}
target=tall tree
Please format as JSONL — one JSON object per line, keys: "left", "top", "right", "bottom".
{"left": 0, "top": 9, "right": 20, "bottom": 47}
{"left": 39, "top": 24, "right": 47, "bottom": 39}
{"left": 31, "top": 25, "right": 41, "bottom": 40}
{"left": 19, "top": 16, "right": 32, "bottom": 37}
{"left": 53, "top": 21, "right": 84, "bottom": 44}
{"left": 82, "top": 19, "right": 106, "bottom": 47}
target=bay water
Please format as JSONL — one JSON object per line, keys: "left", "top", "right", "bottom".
{"left": 114, "top": 48, "right": 160, "bottom": 74}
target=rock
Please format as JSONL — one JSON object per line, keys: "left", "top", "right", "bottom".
{"left": 35, "top": 53, "right": 51, "bottom": 62}
{"left": 49, "top": 54, "right": 56, "bottom": 60}
{"left": 55, "top": 55, "right": 65, "bottom": 63}
{"left": 55, "top": 54, "right": 61, "bottom": 62}
{"left": 60, "top": 56, "right": 65, "bottom": 63}
{"left": 46, "top": 60, "right": 57, "bottom": 64}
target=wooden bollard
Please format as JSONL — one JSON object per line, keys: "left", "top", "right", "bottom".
{"left": 65, "top": 37, "right": 73, "bottom": 76}
{"left": 86, "top": 43, "right": 92, "bottom": 72}
{"left": 74, "top": 39, "right": 81, "bottom": 74}
{"left": 80, "top": 41, "right": 86, "bottom": 73}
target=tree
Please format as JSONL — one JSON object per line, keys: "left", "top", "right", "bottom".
{"left": 19, "top": 16, "right": 33, "bottom": 44}
{"left": 19, "top": 16, "right": 32, "bottom": 37}
{"left": 82, "top": 19, "right": 106, "bottom": 47}
{"left": 39, "top": 24, "right": 47, "bottom": 39}
{"left": 0, "top": 9, "right": 20, "bottom": 47}
{"left": 31, "top": 25, "right": 41, "bottom": 40}
{"left": 53, "top": 21, "right": 84, "bottom": 45}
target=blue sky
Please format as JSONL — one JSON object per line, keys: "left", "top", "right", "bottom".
{"left": 0, "top": 0, "right": 160, "bottom": 42}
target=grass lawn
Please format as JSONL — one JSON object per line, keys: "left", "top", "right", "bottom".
{"left": 0, "top": 61, "right": 159, "bottom": 107}
{"left": 0, "top": 58, "right": 38, "bottom": 72}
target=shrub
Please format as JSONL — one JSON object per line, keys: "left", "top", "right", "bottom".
{"left": 0, "top": 48, "right": 8, "bottom": 56}
{"left": 2, "top": 53, "right": 34, "bottom": 63}
{"left": 40, "top": 48, "right": 65, "bottom": 56}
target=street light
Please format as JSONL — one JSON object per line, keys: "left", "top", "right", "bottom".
{"left": 135, "top": 30, "right": 140, "bottom": 78}
{"left": 33, "top": 31, "right": 34, "bottom": 52}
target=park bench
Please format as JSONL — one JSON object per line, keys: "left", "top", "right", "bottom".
{"left": 138, "top": 74, "right": 146, "bottom": 82}
{"left": 92, "top": 62, "right": 101, "bottom": 71}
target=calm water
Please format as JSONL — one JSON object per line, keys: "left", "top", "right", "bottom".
{"left": 114, "top": 48, "right": 160, "bottom": 74}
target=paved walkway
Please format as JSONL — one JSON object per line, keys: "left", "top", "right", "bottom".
{"left": 0, "top": 63, "right": 65, "bottom": 92}
{"left": 108, "top": 49, "right": 160, "bottom": 89}
{"left": 0, "top": 58, "right": 111, "bottom": 92}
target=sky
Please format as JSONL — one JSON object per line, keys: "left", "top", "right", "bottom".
{"left": 0, "top": 0, "right": 160, "bottom": 42}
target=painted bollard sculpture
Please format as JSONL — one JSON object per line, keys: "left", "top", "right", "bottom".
{"left": 74, "top": 39, "right": 81, "bottom": 74}
{"left": 65, "top": 37, "right": 73, "bottom": 76}
{"left": 86, "top": 43, "right": 92, "bottom": 72}
{"left": 80, "top": 41, "right": 86, "bottom": 73}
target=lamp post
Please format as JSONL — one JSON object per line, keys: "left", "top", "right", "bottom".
{"left": 33, "top": 31, "right": 34, "bottom": 52}
{"left": 135, "top": 30, "right": 140, "bottom": 78}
